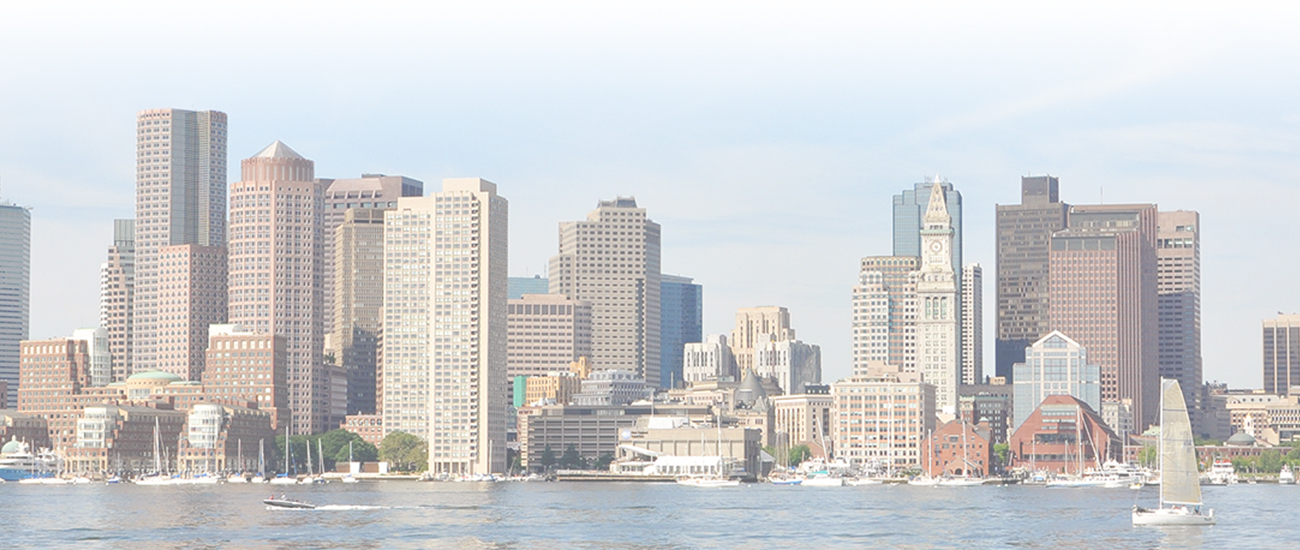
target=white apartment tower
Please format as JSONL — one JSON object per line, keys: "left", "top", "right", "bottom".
{"left": 549, "top": 198, "right": 662, "bottom": 386}
{"left": 851, "top": 257, "right": 919, "bottom": 374}
{"left": 133, "top": 109, "right": 227, "bottom": 375}
{"left": 382, "top": 179, "right": 508, "bottom": 475}
{"left": 915, "top": 182, "right": 960, "bottom": 415}
{"left": 99, "top": 219, "right": 135, "bottom": 382}
{"left": 961, "top": 263, "right": 983, "bottom": 385}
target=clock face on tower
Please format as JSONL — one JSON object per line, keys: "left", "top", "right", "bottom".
{"left": 930, "top": 241, "right": 943, "bottom": 253}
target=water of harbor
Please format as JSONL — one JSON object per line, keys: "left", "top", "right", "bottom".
{"left": 0, "top": 481, "right": 1291, "bottom": 549}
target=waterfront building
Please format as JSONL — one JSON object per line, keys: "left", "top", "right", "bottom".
{"left": 176, "top": 402, "right": 275, "bottom": 473}
{"left": 961, "top": 264, "right": 982, "bottom": 386}
{"left": 382, "top": 179, "right": 508, "bottom": 475}
{"left": 549, "top": 197, "right": 662, "bottom": 385}
{"left": 851, "top": 256, "right": 919, "bottom": 373}
{"left": 682, "top": 334, "right": 737, "bottom": 383}
{"left": 1157, "top": 210, "right": 1203, "bottom": 428}
{"left": 572, "top": 369, "right": 652, "bottom": 407}
{"left": 99, "top": 219, "right": 135, "bottom": 383}
{"left": 660, "top": 275, "right": 702, "bottom": 389}
{"left": 994, "top": 175, "right": 1068, "bottom": 380}
{"left": 516, "top": 401, "right": 712, "bottom": 471}
{"left": 508, "top": 275, "right": 549, "bottom": 299}
{"left": 71, "top": 327, "right": 111, "bottom": 388}
{"left": 752, "top": 335, "right": 821, "bottom": 395}
{"left": 523, "top": 371, "right": 583, "bottom": 406}
{"left": 202, "top": 324, "right": 289, "bottom": 430}
{"left": 17, "top": 338, "right": 122, "bottom": 447}
{"left": 731, "top": 306, "right": 796, "bottom": 374}
{"left": 132, "top": 109, "right": 227, "bottom": 377}
{"left": 0, "top": 409, "right": 49, "bottom": 450}
{"left": 920, "top": 420, "right": 992, "bottom": 477}
{"left": 1263, "top": 314, "right": 1300, "bottom": 397}
{"left": 227, "top": 141, "right": 328, "bottom": 434}
{"left": 1011, "top": 331, "right": 1101, "bottom": 431}
{"left": 507, "top": 293, "right": 592, "bottom": 387}
{"left": 614, "top": 416, "right": 764, "bottom": 480}
{"left": 771, "top": 390, "right": 833, "bottom": 452}
{"left": 831, "top": 363, "right": 936, "bottom": 470}
{"left": 328, "top": 207, "right": 387, "bottom": 415}
{"left": 67, "top": 404, "right": 186, "bottom": 474}
{"left": 1048, "top": 203, "right": 1159, "bottom": 429}
{"left": 341, "top": 414, "right": 384, "bottom": 447}
{"left": 915, "top": 182, "right": 961, "bottom": 414}
{"left": 958, "top": 381, "right": 1012, "bottom": 444}
{"left": 156, "top": 244, "right": 227, "bottom": 381}
{"left": 0, "top": 191, "right": 30, "bottom": 408}
{"left": 1008, "top": 394, "right": 1119, "bottom": 474}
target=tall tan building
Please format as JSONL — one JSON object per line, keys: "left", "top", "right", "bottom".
{"left": 1049, "top": 203, "right": 1159, "bottom": 429}
{"left": 507, "top": 293, "right": 592, "bottom": 382}
{"left": 1264, "top": 314, "right": 1300, "bottom": 397}
{"left": 961, "top": 263, "right": 983, "bottom": 385}
{"left": 832, "top": 363, "right": 936, "bottom": 469}
{"left": 994, "top": 175, "right": 1068, "bottom": 380}
{"left": 383, "top": 179, "right": 508, "bottom": 475}
{"left": 549, "top": 198, "right": 661, "bottom": 385}
{"left": 156, "top": 244, "right": 227, "bottom": 381}
{"left": 99, "top": 219, "right": 135, "bottom": 383}
{"left": 227, "top": 141, "right": 328, "bottom": 435}
{"left": 731, "top": 306, "right": 796, "bottom": 373}
{"left": 851, "top": 257, "right": 919, "bottom": 373}
{"left": 202, "top": 324, "right": 289, "bottom": 430}
{"left": 1156, "top": 211, "right": 1202, "bottom": 422}
{"left": 329, "top": 208, "right": 387, "bottom": 415}
{"left": 133, "top": 108, "right": 227, "bottom": 376}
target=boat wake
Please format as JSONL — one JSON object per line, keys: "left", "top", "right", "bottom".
{"left": 266, "top": 504, "right": 389, "bottom": 511}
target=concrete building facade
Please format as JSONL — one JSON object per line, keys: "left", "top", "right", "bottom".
{"left": 1264, "top": 314, "right": 1300, "bottom": 397}
{"left": 852, "top": 256, "right": 919, "bottom": 373}
{"left": 507, "top": 293, "right": 593, "bottom": 383}
{"left": 731, "top": 306, "right": 796, "bottom": 374}
{"left": 328, "top": 207, "right": 387, "bottom": 416}
{"left": 915, "top": 182, "right": 961, "bottom": 414}
{"left": 995, "top": 175, "right": 1068, "bottom": 380}
{"left": 549, "top": 198, "right": 662, "bottom": 385}
{"left": 683, "top": 334, "right": 737, "bottom": 383}
{"left": 752, "top": 336, "right": 821, "bottom": 395}
{"left": 99, "top": 219, "right": 135, "bottom": 383}
{"left": 831, "top": 363, "right": 936, "bottom": 469}
{"left": 961, "top": 263, "right": 982, "bottom": 385}
{"left": 156, "top": 244, "right": 227, "bottom": 381}
{"left": 0, "top": 193, "right": 30, "bottom": 408}
{"left": 1157, "top": 210, "right": 1203, "bottom": 425}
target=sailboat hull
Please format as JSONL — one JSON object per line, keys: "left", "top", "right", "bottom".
{"left": 1132, "top": 506, "right": 1216, "bottom": 526}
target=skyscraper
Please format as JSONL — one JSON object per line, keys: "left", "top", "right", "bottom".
{"left": 731, "top": 306, "right": 796, "bottom": 373}
{"left": 961, "top": 263, "right": 983, "bottom": 386}
{"left": 549, "top": 198, "right": 662, "bottom": 386}
{"left": 329, "top": 208, "right": 387, "bottom": 415}
{"left": 507, "top": 293, "right": 592, "bottom": 382}
{"left": 851, "top": 256, "right": 919, "bottom": 373}
{"left": 99, "top": 219, "right": 135, "bottom": 383}
{"left": 995, "top": 175, "right": 1069, "bottom": 380}
{"left": 0, "top": 191, "right": 31, "bottom": 408}
{"left": 155, "top": 244, "right": 227, "bottom": 380}
{"left": 383, "top": 179, "right": 508, "bottom": 475}
{"left": 1048, "top": 204, "right": 1159, "bottom": 429}
{"left": 227, "top": 141, "right": 327, "bottom": 435}
{"left": 915, "top": 182, "right": 960, "bottom": 415}
{"left": 1156, "top": 211, "right": 1203, "bottom": 425}
{"left": 133, "top": 109, "right": 227, "bottom": 376}
{"left": 659, "top": 274, "right": 702, "bottom": 388}
{"left": 1263, "top": 314, "right": 1300, "bottom": 397}
{"left": 895, "top": 177, "right": 963, "bottom": 371}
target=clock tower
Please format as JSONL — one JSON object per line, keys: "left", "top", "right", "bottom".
{"left": 916, "top": 180, "right": 960, "bottom": 415}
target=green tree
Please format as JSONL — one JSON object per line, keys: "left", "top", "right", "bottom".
{"left": 1259, "top": 450, "right": 1283, "bottom": 473}
{"left": 788, "top": 445, "right": 811, "bottom": 467}
{"left": 594, "top": 452, "right": 615, "bottom": 470}
{"left": 1138, "top": 445, "right": 1158, "bottom": 468}
{"left": 560, "top": 444, "right": 587, "bottom": 469}
{"left": 993, "top": 443, "right": 1010, "bottom": 469}
{"left": 540, "top": 445, "right": 557, "bottom": 470}
{"left": 318, "top": 429, "right": 378, "bottom": 465}
{"left": 379, "top": 431, "right": 428, "bottom": 472}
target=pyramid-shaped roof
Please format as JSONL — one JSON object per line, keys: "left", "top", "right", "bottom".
{"left": 924, "top": 178, "right": 950, "bottom": 224}
{"left": 253, "top": 140, "right": 304, "bottom": 159}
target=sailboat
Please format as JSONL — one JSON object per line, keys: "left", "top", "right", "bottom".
{"left": 270, "top": 425, "right": 297, "bottom": 485}
{"left": 342, "top": 441, "right": 360, "bottom": 483}
{"left": 251, "top": 439, "right": 267, "bottom": 483}
{"left": 909, "top": 428, "right": 941, "bottom": 486}
{"left": 228, "top": 439, "right": 249, "bottom": 483}
{"left": 676, "top": 414, "right": 740, "bottom": 487}
{"left": 1133, "top": 379, "right": 1216, "bottom": 526}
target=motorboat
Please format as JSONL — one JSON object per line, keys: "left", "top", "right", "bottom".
{"left": 1202, "top": 459, "right": 1237, "bottom": 485}
{"left": 938, "top": 476, "right": 985, "bottom": 487}
{"left": 800, "top": 473, "right": 844, "bottom": 487}
{"left": 1133, "top": 379, "right": 1216, "bottom": 526}
{"left": 1279, "top": 464, "right": 1295, "bottom": 485}
{"left": 263, "top": 496, "right": 316, "bottom": 510}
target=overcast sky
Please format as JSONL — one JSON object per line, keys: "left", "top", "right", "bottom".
{"left": 3, "top": 1, "right": 1298, "bottom": 389}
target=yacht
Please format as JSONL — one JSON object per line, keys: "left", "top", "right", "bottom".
{"left": 676, "top": 475, "right": 740, "bottom": 487}
{"left": 800, "top": 473, "right": 844, "bottom": 487}
{"left": 1203, "top": 459, "right": 1238, "bottom": 485}
{"left": 0, "top": 439, "right": 61, "bottom": 482}
{"left": 1279, "top": 464, "right": 1295, "bottom": 485}
{"left": 1133, "top": 379, "right": 1216, "bottom": 526}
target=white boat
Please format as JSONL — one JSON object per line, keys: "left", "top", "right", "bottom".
{"left": 270, "top": 474, "right": 298, "bottom": 485}
{"left": 227, "top": 475, "right": 249, "bottom": 484}
{"left": 938, "top": 476, "right": 985, "bottom": 487}
{"left": 1279, "top": 464, "right": 1295, "bottom": 485}
{"left": 263, "top": 497, "right": 316, "bottom": 510}
{"left": 769, "top": 477, "right": 802, "bottom": 485}
{"left": 801, "top": 473, "right": 844, "bottom": 487}
{"left": 908, "top": 475, "right": 942, "bottom": 487}
{"left": 1133, "top": 379, "right": 1216, "bottom": 526}
{"left": 846, "top": 477, "right": 881, "bottom": 486}
{"left": 70, "top": 476, "right": 93, "bottom": 484}
{"left": 1203, "top": 458, "right": 1237, "bottom": 485}
{"left": 341, "top": 474, "right": 360, "bottom": 484}
{"left": 676, "top": 475, "right": 740, "bottom": 487}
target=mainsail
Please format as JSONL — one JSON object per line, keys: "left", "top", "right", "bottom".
{"left": 1159, "top": 379, "right": 1201, "bottom": 507}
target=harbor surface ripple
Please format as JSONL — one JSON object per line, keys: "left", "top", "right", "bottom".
{"left": 0, "top": 482, "right": 1287, "bottom": 549}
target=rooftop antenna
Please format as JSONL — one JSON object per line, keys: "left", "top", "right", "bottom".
{"left": 1100, "top": 187, "right": 1104, "bottom": 204}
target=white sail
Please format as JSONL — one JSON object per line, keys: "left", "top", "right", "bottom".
{"left": 1159, "top": 379, "right": 1201, "bottom": 507}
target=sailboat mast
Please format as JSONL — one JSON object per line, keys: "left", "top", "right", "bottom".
{"left": 1158, "top": 384, "right": 1165, "bottom": 510}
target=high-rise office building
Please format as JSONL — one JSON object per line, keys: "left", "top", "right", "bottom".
{"left": 99, "top": 219, "right": 135, "bottom": 382}
{"left": 1263, "top": 314, "right": 1300, "bottom": 397}
{"left": 961, "top": 264, "right": 983, "bottom": 385}
{"left": 383, "top": 179, "right": 508, "bottom": 475}
{"left": 660, "top": 274, "right": 702, "bottom": 389}
{"left": 507, "top": 293, "right": 592, "bottom": 382}
{"left": 508, "top": 276, "right": 549, "bottom": 299}
{"left": 227, "top": 141, "right": 328, "bottom": 435}
{"left": 851, "top": 256, "right": 919, "bottom": 373}
{"left": 995, "top": 175, "right": 1068, "bottom": 380}
{"left": 1049, "top": 204, "right": 1159, "bottom": 429}
{"left": 895, "top": 177, "right": 963, "bottom": 370}
{"left": 731, "top": 306, "right": 796, "bottom": 373}
{"left": 1156, "top": 211, "right": 1203, "bottom": 425}
{"left": 915, "top": 182, "right": 960, "bottom": 415}
{"left": 549, "top": 198, "right": 662, "bottom": 385}
{"left": 1011, "top": 331, "right": 1101, "bottom": 431}
{"left": 71, "top": 327, "right": 112, "bottom": 388}
{"left": 329, "top": 208, "right": 387, "bottom": 416}
{"left": 0, "top": 191, "right": 30, "bottom": 408}
{"left": 156, "top": 244, "right": 227, "bottom": 380}
{"left": 133, "top": 109, "right": 227, "bottom": 376}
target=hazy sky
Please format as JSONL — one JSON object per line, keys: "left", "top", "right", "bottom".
{"left": 3, "top": 1, "right": 1298, "bottom": 389}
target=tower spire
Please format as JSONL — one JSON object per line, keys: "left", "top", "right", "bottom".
{"left": 924, "top": 179, "right": 950, "bottom": 226}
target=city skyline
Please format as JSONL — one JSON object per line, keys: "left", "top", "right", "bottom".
{"left": 5, "top": 3, "right": 1300, "bottom": 391}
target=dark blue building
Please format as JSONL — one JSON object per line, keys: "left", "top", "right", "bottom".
{"left": 660, "top": 275, "right": 702, "bottom": 389}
